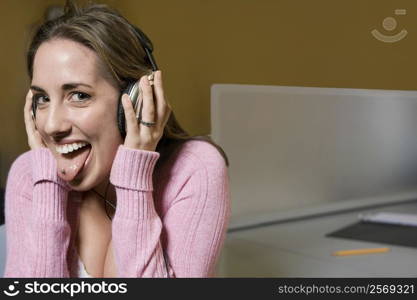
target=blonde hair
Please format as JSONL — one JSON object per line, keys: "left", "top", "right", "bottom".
{"left": 27, "top": 0, "right": 229, "bottom": 166}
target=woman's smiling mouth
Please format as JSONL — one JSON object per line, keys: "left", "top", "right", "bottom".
{"left": 55, "top": 141, "right": 92, "bottom": 182}
{"left": 56, "top": 141, "right": 89, "bottom": 154}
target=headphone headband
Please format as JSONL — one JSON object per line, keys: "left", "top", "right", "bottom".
{"left": 131, "top": 25, "right": 158, "bottom": 71}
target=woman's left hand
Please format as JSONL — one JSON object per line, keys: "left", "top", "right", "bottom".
{"left": 121, "top": 70, "right": 172, "bottom": 151}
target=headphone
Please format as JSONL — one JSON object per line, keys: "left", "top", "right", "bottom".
{"left": 117, "top": 25, "right": 159, "bottom": 138}
{"left": 31, "top": 24, "right": 159, "bottom": 139}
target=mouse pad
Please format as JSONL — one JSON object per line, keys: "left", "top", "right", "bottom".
{"left": 326, "top": 222, "right": 417, "bottom": 248}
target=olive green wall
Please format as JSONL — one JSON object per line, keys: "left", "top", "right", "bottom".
{"left": 1, "top": 0, "right": 416, "bottom": 187}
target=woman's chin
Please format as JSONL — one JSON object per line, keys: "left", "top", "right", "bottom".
{"left": 66, "top": 172, "right": 97, "bottom": 192}
{"left": 66, "top": 170, "right": 110, "bottom": 193}
{"left": 67, "top": 177, "right": 90, "bottom": 192}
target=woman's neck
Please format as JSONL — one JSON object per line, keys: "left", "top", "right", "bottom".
{"left": 94, "top": 177, "right": 110, "bottom": 196}
{"left": 91, "top": 177, "right": 117, "bottom": 207}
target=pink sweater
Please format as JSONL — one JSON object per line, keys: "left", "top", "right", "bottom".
{"left": 3, "top": 140, "right": 231, "bottom": 278}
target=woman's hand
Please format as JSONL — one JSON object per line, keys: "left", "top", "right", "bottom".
{"left": 24, "top": 90, "right": 47, "bottom": 150}
{"left": 121, "top": 70, "right": 172, "bottom": 152}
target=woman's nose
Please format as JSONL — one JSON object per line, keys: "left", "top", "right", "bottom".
{"left": 43, "top": 104, "right": 72, "bottom": 137}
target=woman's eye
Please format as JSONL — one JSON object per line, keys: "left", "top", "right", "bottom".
{"left": 71, "top": 92, "right": 91, "bottom": 102}
{"left": 33, "top": 94, "right": 49, "bottom": 105}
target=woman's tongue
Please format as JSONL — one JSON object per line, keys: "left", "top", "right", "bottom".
{"left": 57, "top": 145, "right": 91, "bottom": 182}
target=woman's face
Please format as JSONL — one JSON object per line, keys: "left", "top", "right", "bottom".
{"left": 31, "top": 38, "right": 123, "bottom": 192}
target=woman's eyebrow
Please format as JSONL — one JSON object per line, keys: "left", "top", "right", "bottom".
{"left": 30, "top": 83, "right": 93, "bottom": 93}
{"left": 30, "top": 85, "right": 46, "bottom": 93}
{"left": 61, "top": 83, "right": 93, "bottom": 90}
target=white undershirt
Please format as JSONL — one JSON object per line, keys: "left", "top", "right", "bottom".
{"left": 77, "top": 252, "right": 93, "bottom": 278}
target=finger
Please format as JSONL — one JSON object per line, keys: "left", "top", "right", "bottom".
{"left": 163, "top": 108, "right": 172, "bottom": 129}
{"left": 34, "top": 131, "right": 47, "bottom": 147}
{"left": 147, "top": 72, "right": 155, "bottom": 86}
{"left": 140, "top": 75, "right": 156, "bottom": 126}
{"left": 153, "top": 70, "right": 171, "bottom": 116}
{"left": 153, "top": 71, "right": 172, "bottom": 130}
{"left": 152, "top": 71, "right": 164, "bottom": 104}
{"left": 24, "top": 91, "right": 37, "bottom": 134}
{"left": 121, "top": 94, "right": 139, "bottom": 135}
{"left": 23, "top": 90, "right": 41, "bottom": 149}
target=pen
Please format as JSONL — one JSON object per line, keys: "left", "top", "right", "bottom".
{"left": 332, "top": 247, "right": 390, "bottom": 256}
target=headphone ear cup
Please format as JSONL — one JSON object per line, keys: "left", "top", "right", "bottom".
{"left": 117, "top": 95, "right": 127, "bottom": 138}
{"left": 118, "top": 81, "right": 138, "bottom": 138}
{"left": 32, "top": 100, "right": 37, "bottom": 119}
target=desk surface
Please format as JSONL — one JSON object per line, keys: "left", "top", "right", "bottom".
{"left": 217, "top": 200, "right": 417, "bottom": 277}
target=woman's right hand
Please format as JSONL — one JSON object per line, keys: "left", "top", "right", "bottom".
{"left": 24, "top": 90, "right": 47, "bottom": 150}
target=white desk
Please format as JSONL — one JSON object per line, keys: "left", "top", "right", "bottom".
{"left": 217, "top": 200, "right": 417, "bottom": 277}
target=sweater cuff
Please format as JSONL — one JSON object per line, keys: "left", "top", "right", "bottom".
{"left": 110, "top": 145, "right": 160, "bottom": 191}
{"left": 31, "top": 147, "right": 71, "bottom": 191}
{"left": 32, "top": 182, "right": 69, "bottom": 222}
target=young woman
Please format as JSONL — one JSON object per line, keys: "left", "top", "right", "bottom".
{"left": 4, "top": 0, "right": 230, "bottom": 278}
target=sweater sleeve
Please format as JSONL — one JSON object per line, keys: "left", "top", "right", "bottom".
{"left": 4, "top": 148, "right": 72, "bottom": 278}
{"left": 109, "top": 144, "right": 231, "bottom": 278}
